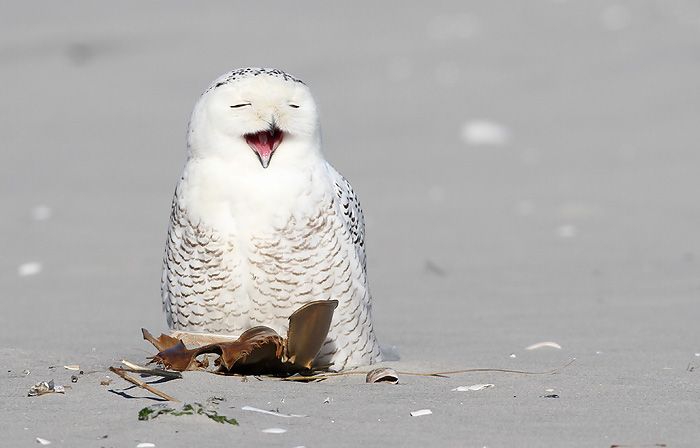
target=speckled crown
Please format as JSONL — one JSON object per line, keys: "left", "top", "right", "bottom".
{"left": 208, "top": 67, "right": 305, "bottom": 92}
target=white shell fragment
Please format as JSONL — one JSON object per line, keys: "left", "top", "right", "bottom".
{"left": 410, "top": 409, "right": 432, "bottom": 417}
{"left": 28, "top": 380, "right": 61, "bottom": 396}
{"left": 452, "top": 384, "right": 494, "bottom": 392}
{"left": 36, "top": 437, "right": 51, "bottom": 445}
{"left": 556, "top": 225, "right": 578, "bottom": 238}
{"left": 366, "top": 367, "right": 399, "bottom": 384}
{"left": 64, "top": 365, "right": 80, "bottom": 371}
{"left": 261, "top": 428, "right": 287, "bottom": 434}
{"left": 460, "top": 120, "right": 511, "bottom": 146}
{"left": 32, "top": 205, "right": 52, "bottom": 221}
{"left": 136, "top": 444, "right": 156, "bottom": 448}
{"left": 18, "top": 262, "right": 42, "bottom": 277}
{"left": 525, "top": 342, "right": 562, "bottom": 350}
{"left": 242, "top": 406, "right": 306, "bottom": 418}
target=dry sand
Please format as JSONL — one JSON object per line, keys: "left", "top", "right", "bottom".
{"left": 2, "top": 1, "right": 700, "bottom": 447}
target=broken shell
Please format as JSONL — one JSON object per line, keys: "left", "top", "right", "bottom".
{"left": 452, "top": 384, "right": 494, "bottom": 392}
{"left": 525, "top": 341, "right": 562, "bottom": 350}
{"left": 366, "top": 367, "right": 399, "bottom": 384}
{"left": 410, "top": 409, "right": 432, "bottom": 417}
{"left": 28, "top": 381, "right": 53, "bottom": 397}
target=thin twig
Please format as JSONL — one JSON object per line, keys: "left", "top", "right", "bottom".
{"left": 109, "top": 367, "right": 180, "bottom": 402}
{"left": 283, "top": 359, "right": 576, "bottom": 382}
{"left": 419, "top": 358, "right": 577, "bottom": 376}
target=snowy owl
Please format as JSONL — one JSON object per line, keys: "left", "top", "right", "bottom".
{"left": 161, "top": 68, "right": 382, "bottom": 370}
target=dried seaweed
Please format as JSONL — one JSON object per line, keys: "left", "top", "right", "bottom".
{"left": 143, "top": 300, "right": 338, "bottom": 376}
{"left": 138, "top": 403, "right": 238, "bottom": 425}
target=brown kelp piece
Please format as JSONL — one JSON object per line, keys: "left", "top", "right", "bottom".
{"left": 142, "top": 329, "right": 182, "bottom": 352}
{"left": 143, "top": 299, "right": 339, "bottom": 376}
{"left": 286, "top": 299, "right": 338, "bottom": 369}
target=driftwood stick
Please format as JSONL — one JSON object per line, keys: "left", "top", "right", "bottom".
{"left": 120, "top": 360, "right": 183, "bottom": 380}
{"left": 109, "top": 367, "right": 180, "bottom": 402}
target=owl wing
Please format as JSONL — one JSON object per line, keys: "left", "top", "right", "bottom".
{"left": 328, "top": 167, "right": 368, "bottom": 272}
{"left": 161, "top": 178, "right": 242, "bottom": 333}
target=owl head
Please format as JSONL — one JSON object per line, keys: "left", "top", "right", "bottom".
{"left": 186, "top": 68, "right": 322, "bottom": 169}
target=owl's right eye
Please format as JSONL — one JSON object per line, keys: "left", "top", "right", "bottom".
{"left": 230, "top": 103, "right": 251, "bottom": 109}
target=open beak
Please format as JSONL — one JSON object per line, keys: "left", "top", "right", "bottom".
{"left": 245, "top": 127, "right": 284, "bottom": 169}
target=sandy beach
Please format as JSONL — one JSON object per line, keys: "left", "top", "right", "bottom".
{"left": 2, "top": 1, "right": 700, "bottom": 446}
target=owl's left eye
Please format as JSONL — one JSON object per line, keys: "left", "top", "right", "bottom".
{"left": 289, "top": 104, "right": 300, "bottom": 109}
{"left": 230, "top": 103, "right": 251, "bottom": 109}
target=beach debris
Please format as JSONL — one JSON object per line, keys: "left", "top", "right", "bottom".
{"left": 460, "top": 120, "right": 511, "bottom": 146}
{"left": 424, "top": 259, "right": 446, "bottom": 276}
{"left": 556, "top": 225, "right": 577, "bottom": 238}
{"left": 541, "top": 394, "right": 559, "bottom": 399}
{"left": 525, "top": 342, "right": 562, "bottom": 350}
{"left": 410, "top": 409, "right": 432, "bottom": 417}
{"left": 28, "top": 380, "right": 69, "bottom": 397}
{"left": 366, "top": 367, "right": 399, "bottom": 384}
{"left": 109, "top": 367, "right": 179, "bottom": 402}
{"left": 138, "top": 403, "right": 238, "bottom": 425}
{"left": 323, "top": 397, "right": 330, "bottom": 404}
{"left": 119, "top": 360, "right": 183, "bottom": 380}
{"left": 452, "top": 384, "right": 494, "bottom": 392}
{"left": 18, "top": 262, "right": 42, "bottom": 277}
{"left": 100, "top": 379, "right": 112, "bottom": 386}
{"left": 36, "top": 437, "right": 51, "bottom": 445}
{"left": 207, "top": 396, "right": 226, "bottom": 406}
{"left": 32, "top": 205, "right": 52, "bottom": 221}
{"left": 136, "top": 444, "right": 155, "bottom": 448}
{"left": 261, "top": 428, "right": 287, "bottom": 434}
{"left": 142, "top": 300, "right": 338, "bottom": 376}
{"left": 242, "top": 406, "right": 306, "bottom": 418}
{"left": 71, "top": 375, "right": 79, "bottom": 383}
{"left": 64, "top": 365, "right": 80, "bottom": 371}
{"left": 509, "top": 353, "right": 517, "bottom": 358}
{"left": 609, "top": 444, "right": 667, "bottom": 447}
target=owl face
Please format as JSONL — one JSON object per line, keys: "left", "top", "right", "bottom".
{"left": 187, "top": 69, "right": 322, "bottom": 169}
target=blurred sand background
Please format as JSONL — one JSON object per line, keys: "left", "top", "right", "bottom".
{"left": 2, "top": 1, "right": 700, "bottom": 446}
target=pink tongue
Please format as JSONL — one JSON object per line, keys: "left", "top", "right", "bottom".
{"left": 246, "top": 130, "right": 283, "bottom": 168}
